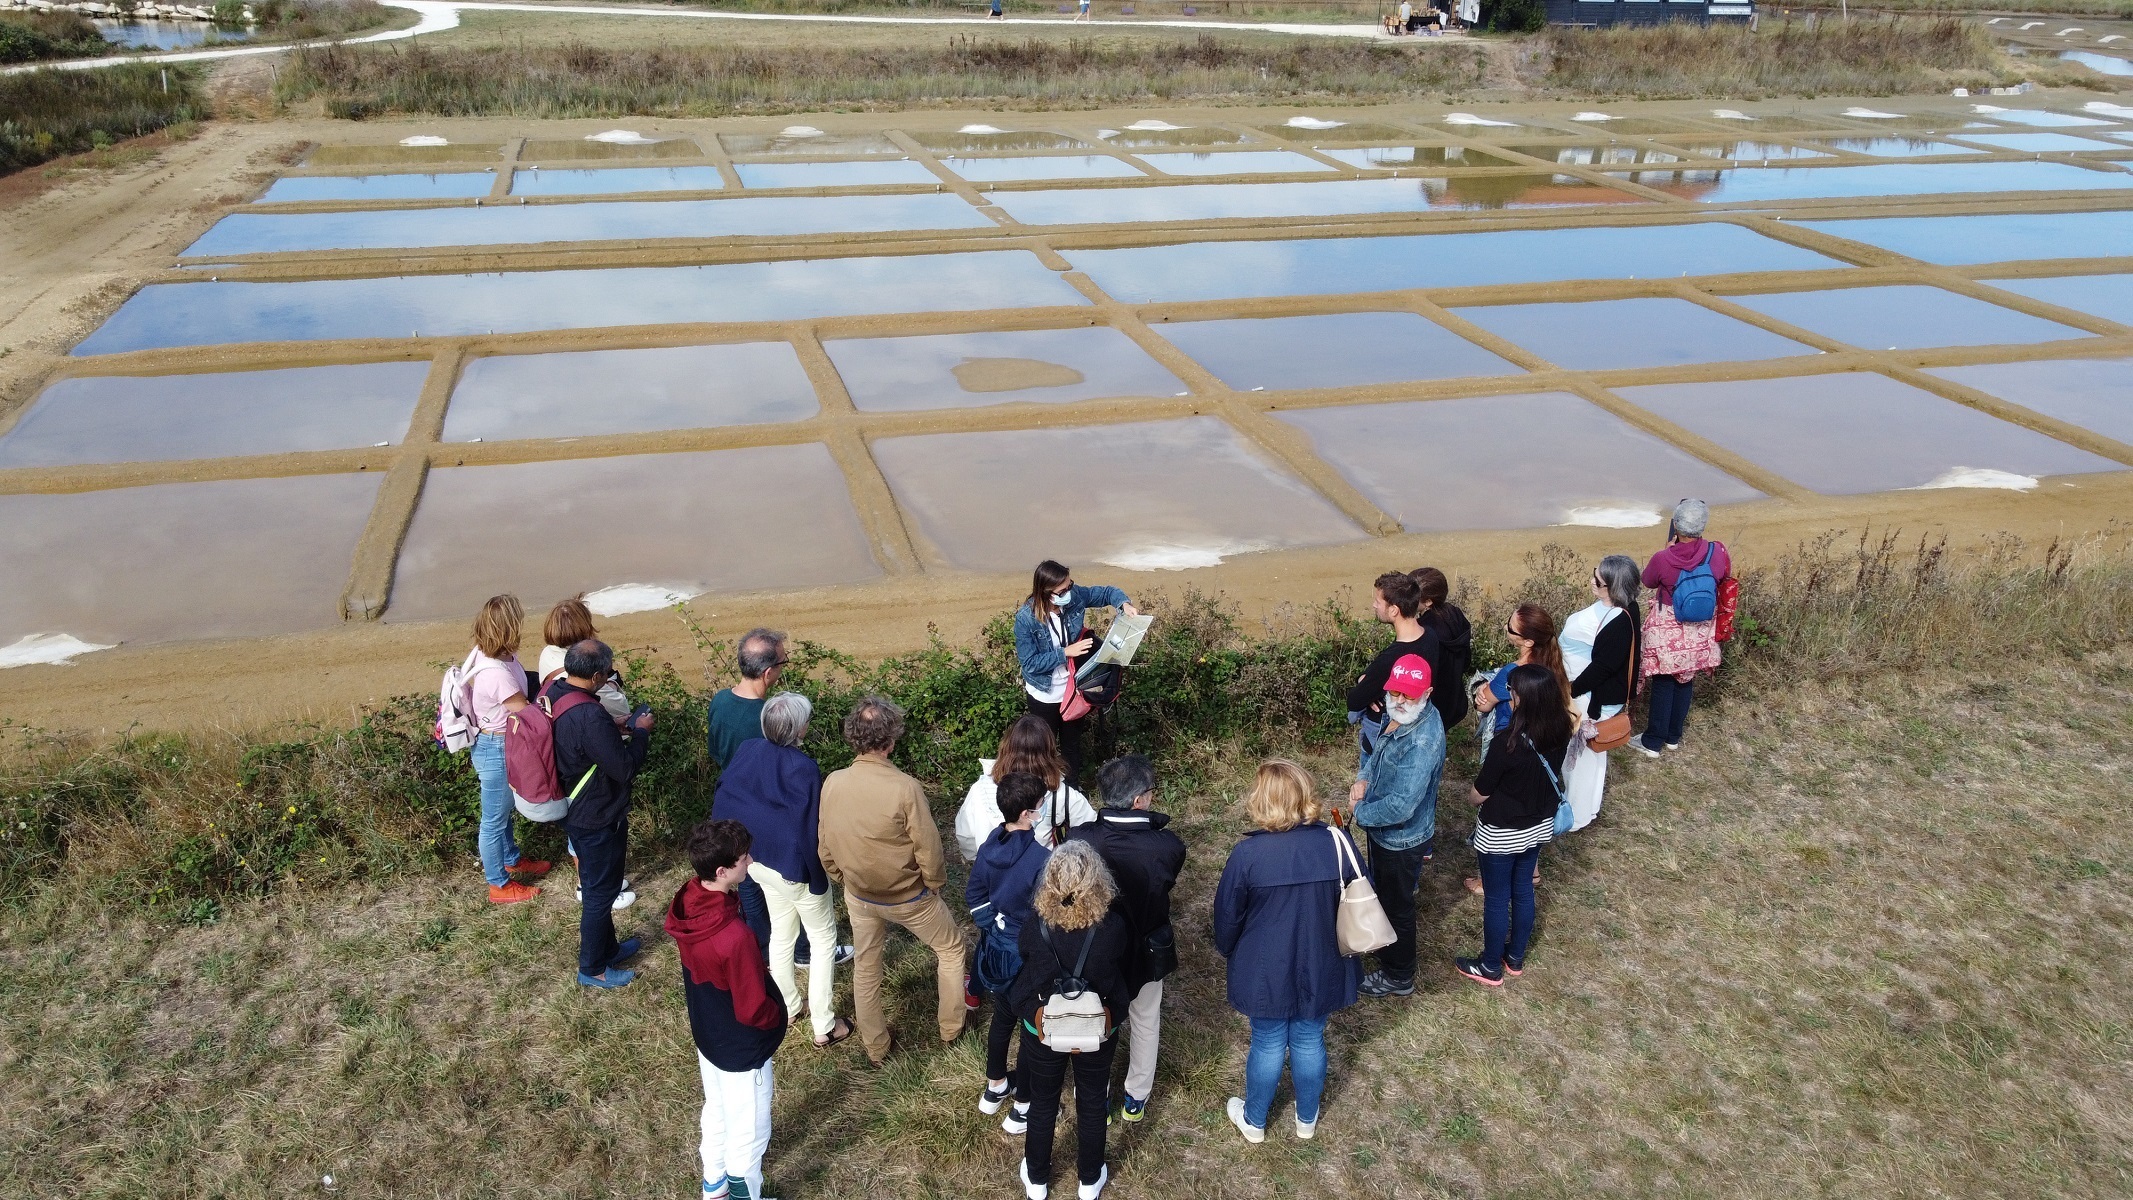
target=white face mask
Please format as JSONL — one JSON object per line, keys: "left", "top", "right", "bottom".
{"left": 1385, "top": 693, "right": 1425, "bottom": 726}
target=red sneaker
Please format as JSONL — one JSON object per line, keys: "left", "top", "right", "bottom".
{"left": 507, "top": 859, "right": 553, "bottom": 880}
{"left": 489, "top": 881, "right": 539, "bottom": 905}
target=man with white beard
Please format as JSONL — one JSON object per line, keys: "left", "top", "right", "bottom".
{"left": 1345, "top": 655, "right": 1447, "bottom": 999}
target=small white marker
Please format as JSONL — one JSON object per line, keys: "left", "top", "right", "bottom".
{"left": 373, "top": 441, "right": 389, "bottom": 447}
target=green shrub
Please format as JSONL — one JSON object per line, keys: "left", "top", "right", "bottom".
{"left": 0, "top": 11, "right": 112, "bottom": 63}
{"left": 1482, "top": 0, "right": 1544, "bottom": 34}
{"left": 0, "top": 63, "right": 204, "bottom": 176}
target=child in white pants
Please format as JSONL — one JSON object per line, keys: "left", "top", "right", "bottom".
{"left": 698, "top": 1055, "right": 774, "bottom": 1199}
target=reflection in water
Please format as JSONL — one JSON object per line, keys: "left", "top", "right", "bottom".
{"left": 1804, "top": 212, "right": 2133, "bottom": 265}
{"left": 2062, "top": 50, "right": 2133, "bottom": 77}
{"left": 1154, "top": 310, "right": 1521, "bottom": 390}
{"left": 719, "top": 131, "right": 901, "bottom": 156}
{"left": 1279, "top": 392, "right": 1761, "bottom": 532}
{"left": 0, "top": 473, "right": 381, "bottom": 646}
{"left": 257, "top": 173, "right": 497, "bottom": 203}
{"left": 1616, "top": 373, "right": 2123, "bottom": 494}
{"left": 942, "top": 155, "right": 1142, "bottom": 183}
{"left": 520, "top": 137, "right": 702, "bottom": 161}
{"left": 871, "top": 417, "right": 1364, "bottom": 572}
{"left": 1926, "top": 357, "right": 2133, "bottom": 444}
{"left": 508, "top": 167, "right": 728, "bottom": 195}
{"left": 825, "top": 327, "right": 1182, "bottom": 412}
{"left": 0, "top": 363, "right": 428, "bottom": 468}
{"left": 91, "top": 19, "right": 249, "bottom": 49}
{"left": 990, "top": 175, "right": 1642, "bottom": 226}
{"left": 908, "top": 130, "right": 1090, "bottom": 152}
{"left": 1977, "top": 109, "right": 2116, "bottom": 127}
{"left": 1951, "top": 132, "right": 2125, "bottom": 152}
{"left": 1665, "top": 141, "right": 1831, "bottom": 161}
{"left": 1098, "top": 126, "right": 1251, "bottom": 148}
{"left": 307, "top": 144, "right": 503, "bottom": 166}
{"left": 1728, "top": 285, "right": 2093, "bottom": 350}
{"left": 1801, "top": 137, "right": 1975, "bottom": 157}
{"left": 1989, "top": 274, "right": 2133, "bottom": 327}
{"left": 734, "top": 160, "right": 941, "bottom": 188}
{"left": 1321, "top": 145, "right": 1519, "bottom": 168}
{"left": 1453, "top": 297, "right": 1818, "bottom": 370}
{"left": 1138, "top": 151, "right": 1336, "bottom": 176}
{"left": 1613, "top": 161, "right": 2133, "bottom": 204}
{"left": 388, "top": 447, "right": 881, "bottom": 622}
{"left": 444, "top": 344, "right": 819, "bottom": 441}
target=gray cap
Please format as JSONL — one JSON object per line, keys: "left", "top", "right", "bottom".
{"left": 1671, "top": 498, "right": 1710, "bottom": 537}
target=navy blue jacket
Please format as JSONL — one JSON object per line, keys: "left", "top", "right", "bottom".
{"left": 711, "top": 739, "right": 828, "bottom": 894}
{"left": 965, "top": 825, "right": 1049, "bottom": 945}
{"left": 1212, "top": 823, "right": 1361, "bottom": 1020}
{"left": 543, "top": 679, "right": 649, "bottom": 834}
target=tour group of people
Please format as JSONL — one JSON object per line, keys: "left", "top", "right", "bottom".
{"left": 443, "top": 501, "right": 1734, "bottom": 1200}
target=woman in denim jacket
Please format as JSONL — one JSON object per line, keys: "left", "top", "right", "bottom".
{"left": 1013, "top": 559, "right": 1136, "bottom": 786}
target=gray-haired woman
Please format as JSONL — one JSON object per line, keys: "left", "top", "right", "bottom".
{"left": 1638, "top": 499, "right": 1731, "bottom": 757}
{"left": 710, "top": 691, "right": 852, "bottom": 1049}
{"left": 1558, "top": 555, "right": 1642, "bottom": 831}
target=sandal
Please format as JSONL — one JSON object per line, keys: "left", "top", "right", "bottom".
{"left": 814, "top": 1017, "right": 854, "bottom": 1049}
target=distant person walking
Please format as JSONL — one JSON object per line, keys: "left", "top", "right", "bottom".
{"left": 1456, "top": 665, "right": 1572, "bottom": 987}
{"left": 1560, "top": 556, "right": 1642, "bottom": 832}
{"left": 667, "top": 818, "right": 786, "bottom": 1200}
{"left": 1214, "top": 760, "right": 1360, "bottom": 1143}
{"left": 1066, "top": 754, "right": 1186, "bottom": 1122}
{"left": 968, "top": 772, "right": 1052, "bottom": 1135}
{"left": 1411, "top": 567, "right": 1473, "bottom": 733}
{"left": 1076, "top": 0, "right": 1091, "bottom": 19}
{"left": 956, "top": 715, "right": 1099, "bottom": 858}
{"left": 1346, "top": 571, "right": 1437, "bottom": 777}
{"left": 1637, "top": 499, "right": 1731, "bottom": 758}
{"left": 1014, "top": 560, "right": 1136, "bottom": 786}
{"left": 538, "top": 595, "right": 635, "bottom": 912}
{"left": 711, "top": 691, "right": 851, "bottom": 1050}
{"left": 1346, "top": 655, "right": 1446, "bottom": 1000}
{"left": 990, "top": 0, "right": 1003, "bottom": 16}
{"left": 466, "top": 594, "right": 550, "bottom": 904}
{"left": 818, "top": 696, "right": 969, "bottom": 1065}
{"left": 1008, "top": 842, "right": 1134, "bottom": 1200}
{"left": 545, "top": 639, "right": 654, "bottom": 987}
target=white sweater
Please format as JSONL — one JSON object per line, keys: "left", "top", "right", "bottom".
{"left": 953, "top": 758, "right": 1097, "bottom": 861}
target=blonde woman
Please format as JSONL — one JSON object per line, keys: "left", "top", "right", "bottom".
{"left": 467, "top": 594, "right": 549, "bottom": 903}
{"left": 1212, "top": 761, "right": 1360, "bottom": 1144}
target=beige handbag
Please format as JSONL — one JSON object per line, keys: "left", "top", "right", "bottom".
{"left": 1331, "top": 828, "right": 1396, "bottom": 957}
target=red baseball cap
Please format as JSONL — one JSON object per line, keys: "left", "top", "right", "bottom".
{"left": 1386, "top": 654, "right": 1432, "bottom": 698}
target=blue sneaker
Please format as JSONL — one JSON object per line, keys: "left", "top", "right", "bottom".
{"left": 609, "top": 937, "right": 643, "bottom": 967}
{"left": 1118, "top": 1093, "right": 1147, "bottom": 1122}
{"left": 578, "top": 967, "right": 635, "bottom": 989}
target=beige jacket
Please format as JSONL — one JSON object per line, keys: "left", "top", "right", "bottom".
{"left": 819, "top": 755, "right": 946, "bottom": 905}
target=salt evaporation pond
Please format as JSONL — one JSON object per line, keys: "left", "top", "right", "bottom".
{"left": 1926, "top": 357, "right": 2133, "bottom": 444}
{"left": 825, "top": 328, "right": 1184, "bottom": 412}
{"left": 257, "top": 174, "right": 497, "bottom": 203}
{"left": 1986, "top": 275, "right": 2133, "bottom": 326}
{"left": 443, "top": 344, "right": 819, "bottom": 441}
{"left": 1804, "top": 211, "right": 2133, "bottom": 263}
{"left": 509, "top": 167, "right": 728, "bottom": 196}
{"left": 1726, "top": 286, "right": 2097, "bottom": 349}
{"left": 1151, "top": 311, "right": 1522, "bottom": 390}
{"left": 1452, "top": 298, "right": 1820, "bottom": 370}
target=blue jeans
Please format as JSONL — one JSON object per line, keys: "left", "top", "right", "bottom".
{"left": 1244, "top": 1015, "right": 1328, "bottom": 1128}
{"left": 573, "top": 818, "right": 627, "bottom": 975}
{"left": 1477, "top": 845, "right": 1542, "bottom": 972}
{"left": 472, "top": 733, "right": 519, "bottom": 887}
{"left": 1641, "top": 674, "right": 1694, "bottom": 751}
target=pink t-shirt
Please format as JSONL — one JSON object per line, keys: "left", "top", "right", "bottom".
{"left": 469, "top": 652, "right": 527, "bottom": 733}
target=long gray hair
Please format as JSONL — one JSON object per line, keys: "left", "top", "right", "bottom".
{"left": 1596, "top": 555, "right": 1642, "bottom": 613}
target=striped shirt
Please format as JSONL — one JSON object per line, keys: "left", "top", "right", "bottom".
{"left": 1472, "top": 819, "right": 1553, "bottom": 855}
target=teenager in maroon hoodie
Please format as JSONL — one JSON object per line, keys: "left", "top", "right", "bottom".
{"left": 668, "top": 819, "right": 788, "bottom": 1200}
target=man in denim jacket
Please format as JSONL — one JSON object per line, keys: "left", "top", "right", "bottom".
{"left": 1347, "top": 654, "right": 1446, "bottom": 999}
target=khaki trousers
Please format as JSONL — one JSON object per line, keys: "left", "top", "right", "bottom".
{"left": 846, "top": 889, "right": 967, "bottom": 1063}
{"left": 1124, "top": 979, "right": 1163, "bottom": 1101}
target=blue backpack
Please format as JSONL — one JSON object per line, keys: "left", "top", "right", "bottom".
{"left": 1671, "top": 543, "right": 1720, "bottom": 624}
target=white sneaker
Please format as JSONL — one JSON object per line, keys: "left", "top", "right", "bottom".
{"left": 1226, "top": 1096, "right": 1265, "bottom": 1144}
{"left": 1002, "top": 1100, "right": 1031, "bottom": 1135}
{"left": 979, "top": 1079, "right": 1011, "bottom": 1115}
{"left": 1077, "top": 1164, "right": 1108, "bottom": 1200}
{"left": 1296, "top": 1114, "right": 1318, "bottom": 1140}
{"left": 1018, "top": 1158, "right": 1048, "bottom": 1200}
{"left": 577, "top": 879, "right": 634, "bottom": 904}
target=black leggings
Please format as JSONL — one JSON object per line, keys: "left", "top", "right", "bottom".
{"left": 1025, "top": 696, "right": 1087, "bottom": 787}
{"left": 1020, "top": 1027, "right": 1115, "bottom": 1186}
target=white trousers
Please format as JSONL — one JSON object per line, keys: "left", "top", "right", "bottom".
{"left": 697, "top": 1053, "right": 773, "bottom": 1200}
{"left": 1124, "top": 979, "right": 1163, "bottom": 1101}
{"left": 749, "top": 861, "right": 840, "bottom": 1039}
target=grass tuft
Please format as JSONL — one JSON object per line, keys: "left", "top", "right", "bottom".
{"left": 0, "top": 63, "right": 205, "bottom": 176}
{"left": 1540, "top": 16, "right": 2048, "bottom": 98}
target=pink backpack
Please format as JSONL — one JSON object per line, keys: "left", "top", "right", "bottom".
{"left": 505, "top": 689, "right": 600, "bottom": 813}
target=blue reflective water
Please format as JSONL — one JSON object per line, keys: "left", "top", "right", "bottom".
{"left": 1926, "top": 357, "right": 2133, "bottom": 444}
{"left": 1727, "top": 285, "right": 2095, "bottom": 350}
{"left": 72, "top": 251, "right": 1090, "bottom": 355}
{"left": 508, "top": 166, "right": 728, "bottom": 195}
{"left": 1987, "top": 275, "right": 2133, "bottom": 326}
{"left": 734, "top": 160, "right": 941, "bottom": 189}
{"left": 1615, "top": 160, "right": 2133, "bottom": 203}
{"left": 1137, "top": 151, "right": 1337, "bottom": 176}
{"left": 1616, "top": 373, "right": 2123, "bottom": 494}
{"left": 92, "top": 19, "right": 248, "bottom": 49}
{"left": 1153, "top": 311, "right": 1521, "bottom": 390}
{"left": 826, "top": 327, "right": 1183, "bottom": 412}
{"left": 1803, "top": 211, "right": 2133, "bottom": 264}
{"left": 942, "top": 155, "right": 1142, "bottom": 183}
{"left": 1981, "top": 109, "right": 2117, "bottom": 127}
{"left": 2062, "top": 50, "right": 2133, "bottom": 77}
{"left": 1952, "top": 132, "right": 2127, "bottom": 152}
{"left": 1320, "top": 145, "right": 1515, "bottom": 169}
{"left": 993, "top": 175, "right": 1641, "bottom": 226}
{"left": 445, "top": 344, "right": 818, "bottom": 441}
{"left": 1803, "top": 137, "right": 1977, "bottom": 157}
{"left": 256, "top": 173, "right": 497, "bottom": 203}
{"left": 1067, "top": 223, "right": 1847, "bottom": 303}
{"left": 1659, "top": 141, "right": 1831, "bottom": 161}
{"left": 1453, "top": 297, "right": 1818, "bottom": 370}
{"left": 183, "top": 192, "right": 992, "bottom": 255}
{"left": 0, "top": 363, "right": 429, "bottom": 468}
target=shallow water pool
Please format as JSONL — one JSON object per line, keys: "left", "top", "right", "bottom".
{"left": 1984, "top": 274, "right": 2133, "bottom": 328}
{"left": 0, "top": 363, "right": 429, "bottom": 468}
{"left": 1096, "top": 127, "right": 1251, "bottom": 148}
{"left": 907, "top": 130, "right": 1090, "bottom": 153}
{"left": 991, "top": 175, "right": 1640, "bottom": 227}
{"left": 306, "top": 144, "right": 503, "bottom": 167}
{"left": 257, "top": 173, "right": 497, "bottom": 203}
{"left": 871, "top": 417, "right": 1365, "bottom": 572}
{"left": 1615, "top": 372, "right": 2122, "bottom": 494}
{"left": 387, "top": 446, "right": 881, "bottom": 622}
{"left": 183, "top": 192, "right": 992, "bottom": 256}
{"left": 1451, "top": 297, "right": 1820, "bottom": 370}
{"left": 1951, "top": 132, "right": 2130, "bottom": 153}
{"left": 0, "top": 473, "right": 380, "bottom": 646}
{"left": 942, "top": 156, "right": 1143, "bottom": 183}
{"left": 508, "top": 167, "right": 728, "bottom": 196}
{"left": 1066, "top": 223, "right": 1847, "bottom": 303}
{"left": 443, "top": 344, "right": 819, "bottom": 442}
{"left": 520, "top": 137, "right": 702, "bottom": 161}
{"left": 824, "top": 327, "right": 1183, "bottom": 412}
{"left": 1151, "top": 311, "right": 1521, "bottom": 390}
{"left": 1803, "top": 212, "right": 2133, "bottom": 264}
{"left": 1616, "top": 160, "right": 2133, "bottom": 204}
{"left": 1925, "top": 357, "right": 2133, "bottom": 444}
{"left": 1319, "top": 145, "right": 1518, "bottom": 169}
{"left": 2062, "top": 50, "right": 2133, "bottom": 77}
{"left": 718, "top": 131, "right": 902, "bottom": 157}
{"left": 1278, "top": 392, "right": 1762, "bottom": 532}
{"left": 1726, "top": 285, "right": 2095, "bottom": 350}
{"left": 73, "top": 251, "right": 1090, "bottom": 354}
{"left": 1800, "top": 136, "right": 1977, "bottom": 157}
{"left": 1977, "top": 109, "right": 2116, "bottom": 128}
{"left": 1654, "top": 141, "right": 1829, "bottom": 162}
{"left": 1136, "top": 151, "right": 1336, "bottom": 176}
{"left": 733, "top": 160, "right": 941, "bottom": 189}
